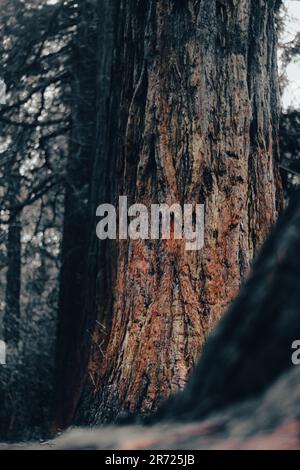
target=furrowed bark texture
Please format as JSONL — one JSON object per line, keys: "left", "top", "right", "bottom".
{"left": 158, "top": 190, "right": 300, "bottom": 423}
{"left": 78, "top": 0, "right": 283, "bottom": 424}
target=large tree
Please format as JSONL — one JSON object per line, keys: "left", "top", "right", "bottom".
{"left": 52, "top": 0, "right": 98, "bottom": 432}
{"left": 54, "top": 0, "right": 283, "bottom": 429}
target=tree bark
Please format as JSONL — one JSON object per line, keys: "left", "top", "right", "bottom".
{"left": 74, "top": 0, "right": 283, "bottom": 425}
{"left": 158, "top": 190, "right": 300, "bottom": 423}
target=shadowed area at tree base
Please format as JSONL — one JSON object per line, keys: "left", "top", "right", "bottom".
{"left": 6, "top": 363, "right": 300, "bottom": 449}
{"left": 5, "top": 191, "right": 300, "bottom": 449}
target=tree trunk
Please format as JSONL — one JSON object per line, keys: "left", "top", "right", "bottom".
{"left": 52, "top": 0, "right": 284, "bottom": 431}
{"left": 52, "top": 1, "right": 98, "bottom": 431}
{"left": 4, "top": 176, "right": 21, "bottom": 349}
{"left": 73, "top": 0, "right": 282, "bottom": 425}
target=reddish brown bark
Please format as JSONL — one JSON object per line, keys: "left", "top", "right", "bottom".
{"left": 77, "top": 0, "right": 283, "bottom": 424}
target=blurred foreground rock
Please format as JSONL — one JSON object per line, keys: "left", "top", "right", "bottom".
{"left": 23, "top": 366, "right": 300, "bottom": 449}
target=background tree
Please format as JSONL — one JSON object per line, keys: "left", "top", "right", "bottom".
{"left": 52, "top": 0, "right": 98, "bottom": 431}
{"left": 0, "top": 0, "right": 74, "bottom": 440}
{"left": 280, "top": 110, "right": 300, "bottom": 198}
{"left": 277, "top": 2, "right": 300, "bottom": 199}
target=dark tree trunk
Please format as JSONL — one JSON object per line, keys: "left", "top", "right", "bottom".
{"left": 52, "top": 2, "right": 98, "bottom": 431}
{"left": 4, "top": 172, "right": 21, "bottom": 348}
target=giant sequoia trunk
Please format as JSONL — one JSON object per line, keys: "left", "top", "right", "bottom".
{"left": 55, "top": 0, "right": 283, "bottom": 429}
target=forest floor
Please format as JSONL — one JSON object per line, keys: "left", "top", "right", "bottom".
{"left": 1, "top": 366, "right": 300, "bottom": 450}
